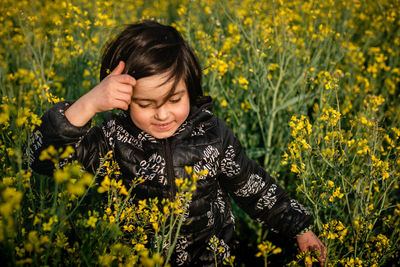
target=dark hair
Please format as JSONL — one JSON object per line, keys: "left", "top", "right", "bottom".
{"left": 100, "top": 21, "right": 203, "bottom": 105}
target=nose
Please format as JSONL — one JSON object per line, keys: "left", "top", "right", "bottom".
{"left": 154, "top": 105, "right": 169, "bottom": 121}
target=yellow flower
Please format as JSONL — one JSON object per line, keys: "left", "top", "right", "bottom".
{"left": 60, "top": 146, "right": 75, "bottom": 159}
{"left": 39, "top": 145, "right": 57, "bottom": 161}
{"left": 43, "top": 216, "right": 58, "bottom": 232}
{"left": 175, "top": 178, "right": 184, "bottom": 188}
{"left": 238, "top": 76, "right": 249, "bottom": 90}
{"left": 98, "top": 176, "right": 111, "bottom": 193}
{"left": 54, "top": 169, "right": 70, "bottom": 184}
{"left": 0, "top": 104, "right": 10, "bottom": 125}
{"left": 67, "top": 182, "right": 85, "bottom": 196}
{"left": 87, "top": 216, "right": 98, "bottom": 228}
{"left": 256, "top": 240, "right": 281, "bottom": 258}
{"left": 119, "top": 185, "right": 128, "bottom": 196}
{"left": 134, "top": 243, "right": 145, "bottom": 252}
{"left": 0, "top": 188, "right": 23, "bottom": 218}
{"left": 290, "top": 164, "right": 300, "bottom": 173}
{"left": 105, "top": 207, "right": 112, "bottom": 215}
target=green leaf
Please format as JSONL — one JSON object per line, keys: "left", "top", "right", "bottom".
{"left": 272, "top": 94, "right": 313, "bottom": 115}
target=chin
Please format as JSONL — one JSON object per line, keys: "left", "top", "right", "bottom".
{"left": 149, "top": 131, "right": 174, "bottom": 139}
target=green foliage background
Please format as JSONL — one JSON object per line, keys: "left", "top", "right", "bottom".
{"left": 1, "top": 0, "right": 400, "bottom": 265}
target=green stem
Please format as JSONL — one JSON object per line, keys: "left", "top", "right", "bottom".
{"left": 264, "top": 59, "right": 284, "bottom": 167}
{"left": 165, "top": 198, "right": 189, "bottom": 266}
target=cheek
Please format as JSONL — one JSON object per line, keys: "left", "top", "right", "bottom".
{"left": 176, "top": 102, "right": 190, "bottom": 122}
{"left": 129, "top": 108, "right": 151, "bottom": 128}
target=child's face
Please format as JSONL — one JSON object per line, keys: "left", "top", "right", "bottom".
{"left": 129, "top": 73, "right": 190, "bottom": 139}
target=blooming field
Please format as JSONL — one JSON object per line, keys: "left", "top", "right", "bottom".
{"left": 1, "top": 0, "right": 400, "bottom": 265}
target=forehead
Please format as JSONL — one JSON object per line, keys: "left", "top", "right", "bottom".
{"left": 133, "top": 73, "right": 186, "bottom": 99}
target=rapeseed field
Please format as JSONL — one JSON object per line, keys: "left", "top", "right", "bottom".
{"left": 1, "top": 0, "right": 399, "bottom": 265}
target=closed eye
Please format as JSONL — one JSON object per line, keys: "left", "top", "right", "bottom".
{"left": 169, "top": 98, "right": 181, "bottom": 103}
{"left": 138, "top": 103, "right": 151, "bottom": 108}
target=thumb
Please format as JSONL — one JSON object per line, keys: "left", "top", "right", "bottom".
{"left": 110, "top": 61, "right": 125, "bottom": 75}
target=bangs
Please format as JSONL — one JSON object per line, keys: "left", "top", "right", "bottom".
{"left": 153, "top": 60, "right": 186, "bottom": 108}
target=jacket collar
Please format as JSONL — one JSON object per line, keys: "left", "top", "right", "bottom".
{"left": 172, "top": 96, "right": 213, "bottom": 140}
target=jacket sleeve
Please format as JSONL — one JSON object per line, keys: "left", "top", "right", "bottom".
{"left": 28, "top": 101, "right": 110, "bottom": 176}
{"left": 216, "top": 119, "right": 313, "bottom": 238}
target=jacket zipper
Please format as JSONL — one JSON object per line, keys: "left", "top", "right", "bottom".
{"left": 163, "top": 139, "right": 176, "bottom": 200}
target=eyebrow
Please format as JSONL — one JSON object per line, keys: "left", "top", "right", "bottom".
{"left": 132, "top": 90, "right": 186, "bottom": 102}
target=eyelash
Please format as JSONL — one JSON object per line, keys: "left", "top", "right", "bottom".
{"left": 169, "top": 98, "right": 181, "bottom": 103}
{"left": 138, "top": 104, "right": 150, "bottom": 108}
{"left": 137, "top": 98, "right": 181, "bottom": 108}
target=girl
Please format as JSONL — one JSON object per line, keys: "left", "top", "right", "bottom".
{"left": 29, "top": 21, "right": 326, "bottom": 266}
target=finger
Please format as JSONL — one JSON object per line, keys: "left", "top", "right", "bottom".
{"left": 116, "top": 84, "right": 134, "bottom": 96}
{"left": 116, "top": 87, "right": 133, "bottom": 100}
{"left": 319, "top": 246, "right": 327, "bottom": 266}
{"left": 113, "top": 99, "right": 130, "bottom": 110}
{"left": 116, "top": 74, "right": 136, "bottom": 86}
{"left": 319, "top": 255, "right": 325, "bottom": 266}
{"left": 115, "top": 92, "right": 132, "bottom": 105}
{"left": 110, "top": 61, "right": 125, "bottom": 75}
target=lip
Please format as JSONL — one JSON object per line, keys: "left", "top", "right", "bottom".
{"left": 152, "top": 121, "right": 174, "bottom": 131}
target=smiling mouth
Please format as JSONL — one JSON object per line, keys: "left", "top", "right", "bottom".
{"left": 152, "top": 121, "right": 174, "bottom": 130}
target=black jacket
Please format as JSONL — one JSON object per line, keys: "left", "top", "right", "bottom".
{"left": 29, "top": 97, "right": 313, "bottom": 266}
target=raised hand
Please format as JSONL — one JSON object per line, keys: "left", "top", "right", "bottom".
{"left": 65, "top": 61, "right": 136, "bottom": 126}
{"left": 87, "top": 61, "right": 136, "bottom": 112}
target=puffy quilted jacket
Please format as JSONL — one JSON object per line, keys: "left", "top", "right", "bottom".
{"left": 29, "top": 97, "right": 313, "bottom": 266}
